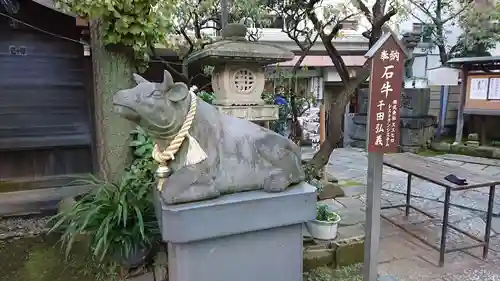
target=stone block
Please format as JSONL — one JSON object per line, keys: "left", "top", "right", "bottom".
{"left": 341, "top": 184, "right": 367, "bottom": 197}
{"left": 326, "top": 173, "right": 339, "bottom": 183}
{"left": 155, "top": 183, "right": 317, "bottom": 281}
{"left": 430, "top": 141, "right": 451, "bottom": 152}
{"left": 337, "top": 208, "right": 365, "bottom": 226}
{"left": 492, "top": 149, "right": 500, "bottom": 159}
{"left": 155, "top": 182, "right": 316, "bottom": 243}
{"left": 450, "top": 144, "right": 493, "bottom": 158}
{"left": 465, "top": 141, "right": 480, "bottom": 147}
{"left": 357, "top": 88, "right": 431, "bottom": 116}
{"left": 317, "top": 182, "right": 345, "bottom": 200}
{"left": 336, "top": 224, "right": 365, "bottom": 240}
{"left": 153, "top": 250, "right": 168, "bottom": 281}
{"left": 336, "top": 197, "right": 364, "bottom": 209}
{"left": 468, "top": 133, "right": 479, "bottom": 141}
{"left": 333, "top": 237, "right": 365, "bottom": 267}
{"left": 303, "top": 248, "right": 335, "bottom": 271}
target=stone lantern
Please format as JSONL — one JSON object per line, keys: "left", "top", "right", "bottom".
{"left": 186, "top": 23, "right": 295, "bottom": 122}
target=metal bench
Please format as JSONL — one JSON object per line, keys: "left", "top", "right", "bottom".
{"left": 381, "top": 152, "right": 500, "bottom": 267}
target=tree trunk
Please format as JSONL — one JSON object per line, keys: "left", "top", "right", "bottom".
{"left": 307, "top": 64, "right": 371, "bottom": 173}
{"left": 90, "top": 20, "right": 135, "bottom": 183}
{"left": 289, "top": 94, "right": 303, "bottom": 145}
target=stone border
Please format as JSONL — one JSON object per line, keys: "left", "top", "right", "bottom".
{"left": 431, "top": 141, "right": 500, "bottom": 160}
{"left": 303, "top": 235, "right": 365, "bottom": 271}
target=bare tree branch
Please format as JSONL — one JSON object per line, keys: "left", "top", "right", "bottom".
{"left": 352, "top": 0, "right": 372, "bottom": 22}
{"left": 150, "top": 47, "right": 189, "bottom": 84}
{"left": 408, "top": 0, "right": 438, "bottom": 23}
{"left": 325, "top": 13, "right": 359, "bottom": 40}
{"left": 442, "top": 0, "right": 473, "bottom": 23}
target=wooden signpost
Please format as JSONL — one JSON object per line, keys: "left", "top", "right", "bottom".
{"left": 363, "top": 32, "right": 406, "bottom": 281}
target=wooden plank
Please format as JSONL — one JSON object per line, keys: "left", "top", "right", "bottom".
{"left": 0, "top": 134, "right": 91, "bottom": 150}
{"left": 0, "top": 174, "right": 89, "bottom": 193}
{"left": 384, "top": 153, "right": 500, "bottom": 190}
{"left": 0, "top": 184, "right": 93, "bottom": 216}
{"left": 0, "top": 147, "right": 93, "bottom": 180}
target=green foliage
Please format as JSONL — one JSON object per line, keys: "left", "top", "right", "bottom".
{"left": 49, "top": 126, "right": 159, "bottom": 278}
{"left": 197, "top": 90, "right": 216, "bottom": 104}
{"left": 450, "top": 3, "right": 500, "bottom": 58}
{"left": 55, "top": 0, "right": 176, "bottom": 72}
{"left": 129, "top": 126, "right": 155, "bottom": 159}
{"left": 316, "top": 204, "right": 340, "bottom": 222}
{"left": 303, "top": 163, "right": 318, "bottom": 183}
{"left": 304, "top": 267, "right": 333, "bottom": 281}
{"left": 264, "top": 66, "right": 315, "bottom": 138}
{"left": 404, "top": 0, "right": 500, "bottom": 61}
{"left": 54, "top": 0, "right": 270, "bottom": 72}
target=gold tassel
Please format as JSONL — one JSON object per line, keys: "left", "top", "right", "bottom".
{"left": 155, "top": 165, "right": 171, "bottom": 191}
{"left": 157, "top": 178, "right": 165, "bottom": 191}
{"left": 184, "top": 133, "right": 208, "bottom": 166}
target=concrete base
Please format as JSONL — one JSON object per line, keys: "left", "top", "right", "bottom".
{"left": 155, "top": 182, "right": 317, "bottom": 281}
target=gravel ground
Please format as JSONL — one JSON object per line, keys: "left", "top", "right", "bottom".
{"left": 438, "top": 268, "right": 500, "bottom": 281}
{"left": 0, "top": 215, "right": 50, "bottom": 240}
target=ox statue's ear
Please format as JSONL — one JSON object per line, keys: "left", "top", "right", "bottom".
{"left": 159, "top": 70, "right": 175, "bottom": 91}
{"left": 133, "top": 73, "right": 148, "bottom": 84}
{"left": 167, "top": 83, "right": 189, "bottom": 102}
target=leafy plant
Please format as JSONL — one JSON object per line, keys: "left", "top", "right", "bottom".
{"left": 261, "top": 91, "right": 291, "bottom": 136}
{"left": 129, "top": 126, "right": 155, "bottom": 159}
{"left": 55, "top": 0, "right": 176, "bottom": 71}
{"left": 49, "top": 127, "right": 159, "bottom": 278}
{"left": 315, "top": 204, "right": 340, "bottom": 222}
{"left": 197, "top": 90, "right": 216, "bottom": 104}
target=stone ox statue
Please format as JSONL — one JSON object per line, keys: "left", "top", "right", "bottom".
{"left": 113, "top": 70, "right": 305, "bottom": 204}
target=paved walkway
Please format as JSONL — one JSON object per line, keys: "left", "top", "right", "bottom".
{"left": 304, "top": 148, "right": 500, "bottom": 280}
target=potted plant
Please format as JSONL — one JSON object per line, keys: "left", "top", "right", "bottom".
{"left": 49, "top": 127, "right": 159, "bottom": 279}
{"left": 305, "top": 203, "right": 341, "bottom": 240}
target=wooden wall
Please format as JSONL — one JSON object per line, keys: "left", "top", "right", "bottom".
{"left": 428, "top": 85, "right": 461, "bottom": 127}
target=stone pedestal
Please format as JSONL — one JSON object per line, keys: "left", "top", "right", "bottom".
{"left": 345, "top": 114, "right": 436, "bottom": 152}
{"left": 345, "top": 88, "right": 436, "bottom": 151}
{"left": 155, "top": 182, "right": 316, "bottom": 281}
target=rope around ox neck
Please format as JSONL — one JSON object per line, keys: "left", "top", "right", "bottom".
{"left": 152, "top": 91, "right": 208, "bottom": 191}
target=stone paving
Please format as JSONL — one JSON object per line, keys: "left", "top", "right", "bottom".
{"left": 304, "top": 147, "right": 500, "bottom": 280}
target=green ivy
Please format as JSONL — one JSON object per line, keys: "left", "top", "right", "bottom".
{"left": 55, "top": 0, "right": 176, "bottom": 72}
{"left": 197, "top": 90, "right": 216, "bottom": 104}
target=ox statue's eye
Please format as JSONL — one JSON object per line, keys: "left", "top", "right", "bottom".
{"left": 152, "top": 91, "right": 163, "bottom": 99}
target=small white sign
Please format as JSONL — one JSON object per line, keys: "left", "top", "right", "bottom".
{"left": 469, "top": 78, "right": 489, "bottom": 100}
{"left": 309, "top": 77, "right": 324, "bottom": 101}
{"left": 427, "top": 67, "right": 459, "bottom": 86}
{"left": 488, "top": 78, "right": 500, "bottom": 100}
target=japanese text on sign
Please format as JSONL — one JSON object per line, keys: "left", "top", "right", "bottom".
{"left": 367, "top": 34, "right": 405, "bottom": 153}
{"left": 372, "top": 50, "right": 399, "bottom": 148}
